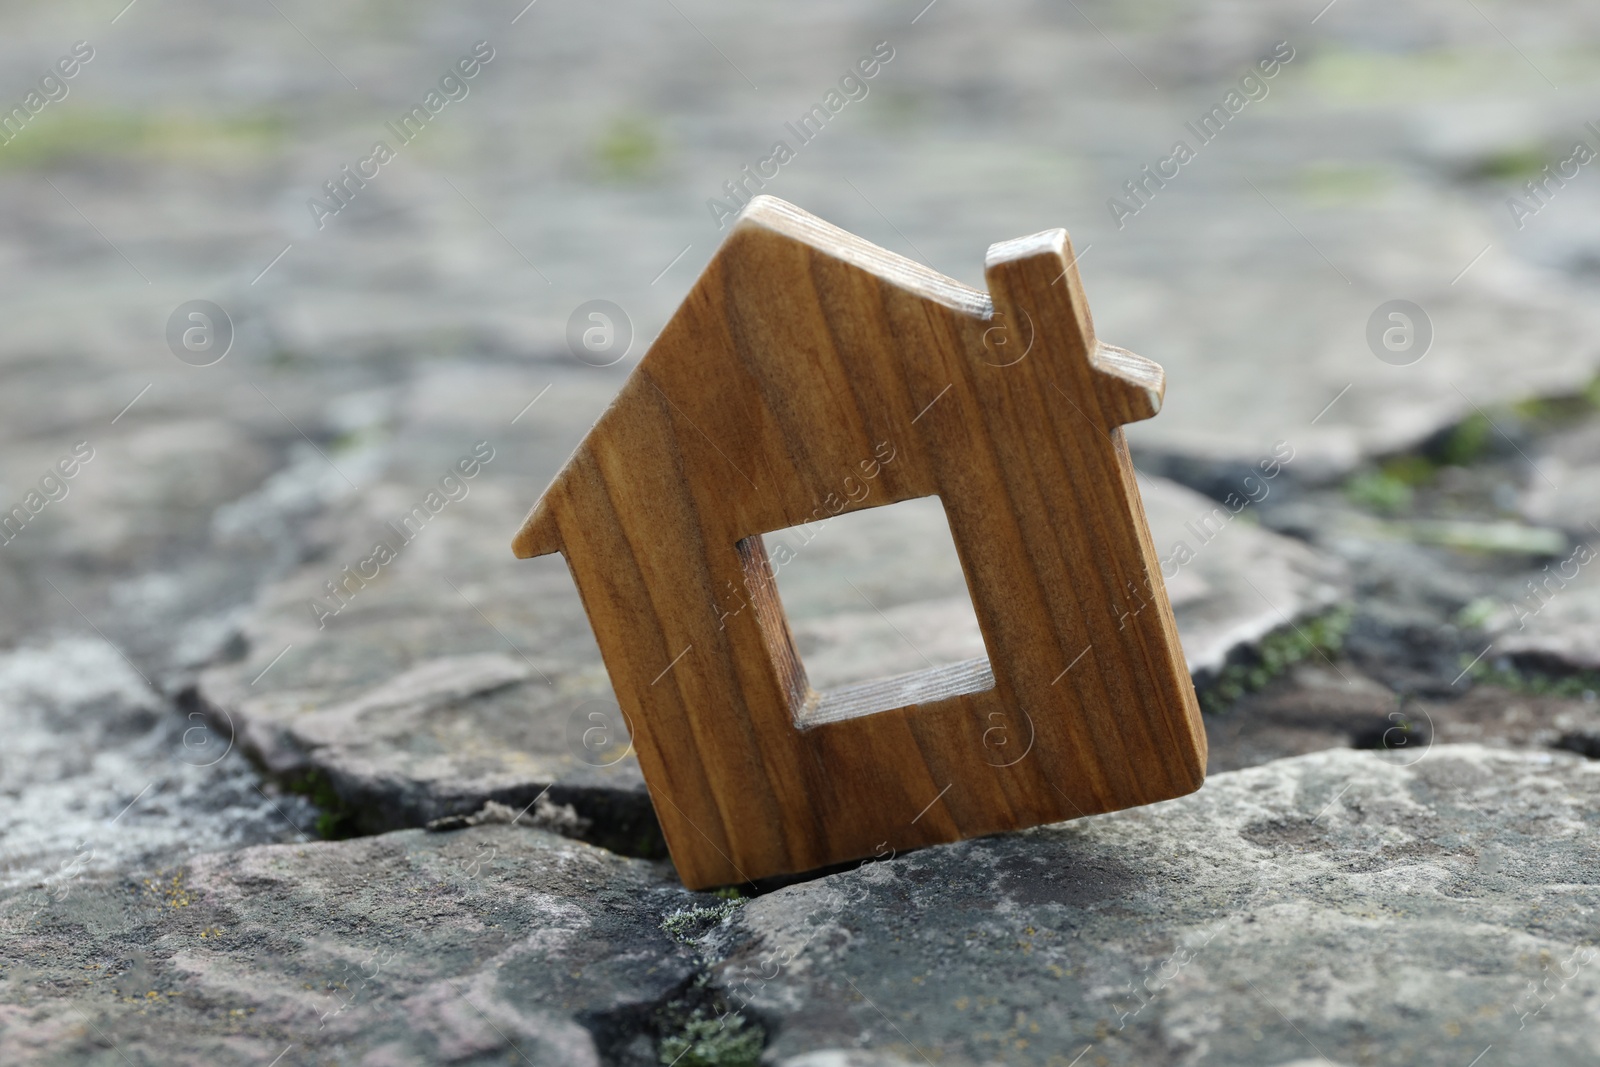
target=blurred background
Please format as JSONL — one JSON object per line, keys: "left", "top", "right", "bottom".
{"left": 6, "top": 0, "right": 1600, "bottom": 958}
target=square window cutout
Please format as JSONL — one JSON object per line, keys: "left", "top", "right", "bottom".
{"left": 741, "top": 495, "right": 994, "bottom": 727}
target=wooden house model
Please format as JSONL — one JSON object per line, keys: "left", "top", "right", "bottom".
{"left": 513, "top": 196, "right": 1205, "bottom": 888}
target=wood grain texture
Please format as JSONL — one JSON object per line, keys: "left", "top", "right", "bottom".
{"left": 513, "top": 196, "right": 1205, "bottom": 889}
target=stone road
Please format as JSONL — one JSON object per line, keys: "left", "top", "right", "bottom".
{"left": 4, "top": 0, "right": 1600, "bottom": 1063}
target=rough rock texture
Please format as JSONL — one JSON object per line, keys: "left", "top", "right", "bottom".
{"left": 0, "top": 638, "right": 314, "bottom": 893}
{"left": 190, "top": 367, "right": 656, "bottom": 846}
{"left": 1476, "top": 541, "right": 1600, "bottom": 676}
{"left": 1519, "top": 421, "right": 1600, "bottom": 535}
{"left": 1206, "top": 663, "right": 1600, "bottom": 774}
{"left": 0, "top": 825, "right": 709, "bottom": 1066}
{"left": 8, "top": 747, "right": 1598, "bottom": 1065}
{"left": 1488, "top": 577, "right": 1600, "bottom": 674}
{"left": 702, "top": 745, "right": 1600, "bottom": 1066}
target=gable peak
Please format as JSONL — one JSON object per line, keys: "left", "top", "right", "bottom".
{"left": 729, "top": 196, "right": 992, "bottom": 319}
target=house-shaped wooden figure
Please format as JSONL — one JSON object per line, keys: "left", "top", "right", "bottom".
{"left": 513, "top": 196, "right": 1205, "bottom": 889}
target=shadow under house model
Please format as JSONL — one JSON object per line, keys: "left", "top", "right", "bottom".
{"left": 512, "top": 195, "right": 1206, "bottom": 889}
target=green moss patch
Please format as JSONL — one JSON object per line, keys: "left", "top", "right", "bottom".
{"left": 1199, "top": 606, "right": 1353, "bottom": 714}
{"left": 593, "top": 115, "right": 661, "bottom": 181}
{"left": 282, "top": 769, "right": 357, "bottom": 840}
{"left": 0, "top": 110, "right": 287, "bottom": 169}
{"left": 1296, "top": 163, "right": 1395, "bottom": 203}
{"left": 1344, "top": 468, "right": 1415, "bottom": 514}
{"left": 657, "top": 1006, "right": 763, "bottom": 1067}
{"left": 1469, "top": 146, "right": 1551, "bottom": 181}
{"left": 1338, "top": 384, "right": 1600, "bottom": 518}
{"left": 1463, "top": 656, "right": 1600, "bottom": 700}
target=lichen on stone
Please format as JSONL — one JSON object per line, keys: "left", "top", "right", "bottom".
{"left": 660, "top": 898, "right": 745, "bottom": 945}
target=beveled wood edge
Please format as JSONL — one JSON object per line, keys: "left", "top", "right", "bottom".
{"left": 737, "top": 195, "right": 992, "bottom": 319}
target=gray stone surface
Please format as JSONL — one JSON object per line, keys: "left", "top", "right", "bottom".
{"left": 1520, "top": 421, "right": 1600, "bottom": 534}
{"left": 187, "top": 365, "right": 661, "bottom": 846}
{"left": 0, "top": 637, "right": 313, "bottom": 894}
{"left": 1468, "top": 502, "right": 1600, "bottom": 674}
{"left": 0, "top": 824, "right": 708, "bottom": 1066}
{"left": 9, "top": 746, "right": 1599, "bottom": 1065}
{"left": 699, "top": 745, "right": 1600, "bottom": 1066}
{"left": 1205, "top": 661, "right": 1600, "bottom": 773}
{"left": 1487, "top": 568, "right": 1600, "bottom": 674}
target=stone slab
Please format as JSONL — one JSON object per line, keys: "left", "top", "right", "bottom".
{"left": 0, "top": 824, "right": 708, "bottom": 1066}
{"left": 1488, "top": 591, "right": 1600, "bottom": 671}
{"left": 193, "top": 367, "right": 660, "bottom": 848}
{"left": 1479, "top": 529, "right": 1600, "bottom": 675}
{"left": 10, "top": 745, "right": 1598, "bottom": 1065}
{"left": 1520, "top": 421, "right": 1600, "bottom": 535}
{"left": 0, "top": 638, "right": 312, "bottom": 894}
{"left": 1206, "top": 662, "right": 1600, "bottom": 773}
{"left": 699, "top": 744, "right": 1600, "bottom": 1066}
